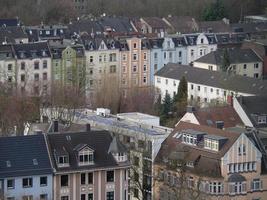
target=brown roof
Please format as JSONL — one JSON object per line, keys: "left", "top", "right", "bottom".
{"left": 164, "top": 16, "right": 197, "bottom": 34}
{"left": 198, "top": 20, "right": 231, "bottom": 33}
{"left": 193, "top": 106, "right": 243, "bottom": 128}
{"left": 142, "top": 17, "right": 171, "bottom": 29}
{"left": 155, "top": 121, "right": 241, "bottom": 178}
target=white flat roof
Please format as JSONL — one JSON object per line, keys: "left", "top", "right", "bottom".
{"left": 117, "top": 112, "right": 159, "bottom": 120}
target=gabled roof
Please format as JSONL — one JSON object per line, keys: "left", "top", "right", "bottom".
{"left": 193, "top": 106, "right": 243, "bottom": 128}
{"left": 155, "top": 121, "right": 240, "bottom": 177}
{"left": 155, "top": 63, "right": 267, "bottom": 96}
{"left": 0, "top": 134, "right": 52, "bottom": 178}
{"left": 108, "top": 137, "right": 127, "bottom": 154}
{"left": 47, "top": 131, "right": 129, "bottom": 172}
{"left": 142, "top": 17, "right": 171, "bottom": 29}
{"left": 194, "top": 48, "right": 262, "bottom": 66}
{"left": 163, "top": 16, "right": 197, "bottom": 34}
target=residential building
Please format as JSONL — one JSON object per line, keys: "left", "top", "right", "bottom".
{"left": 82, "top": 35, "right": 121, "bottom": 98}
{"left": 13, "top": 42, "right": 52, "bottom": 96}
{"left": 233, "top": 95, "right": 267, "bottom": 129}
{"left": 231, "top": 23, "right": 267, "bottom": 40}
{"left": 46, "top": 130, "right": 130, "bottom": 200}
{"left": 59, "top": 109, "right": 172, "bottom": 200}
{"left": 0, "top": 26, "right": 28, "bottom": 44}
{"left": 139, "top": 17, "right": 172, "bottom": 36}
{"left": 197, "top": 18, "right": 231, "bottom": 33}
{"left": 154, "top": 121, "right": 267, "bottom": 200}
{"left": 184, "top": 33, "right": 217, "bottom": 64}
{"left": 49, "top": 40, "right": 86, "bottom": 89}
{"left": 149, "top": 36, "right": 187, "bottom": 84}
{"left": 154, "top": 63, "right": 267, "bottom": 105}
{"left": 119, "top": 37, "right": 151, "bottom": 95}
{"left": 0, "top": 44, "right": 16, "bottom": 86}
{"left": 0, "top": 134, "right": 53, "bottom": 200}
{"left": 162, "top": 16, "right": 198, "bottom": 34}
{"left": 179, "top": 105, "right": 243, "bottom": 129}
{"left": 193, "top": 48, "right": 263, "bottom": 79}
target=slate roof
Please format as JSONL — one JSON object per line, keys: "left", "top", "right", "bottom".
{"left": 0, "top": 134, "right": 52, "bottom": 178}
{"left": 0, "top": 19, "right": 20, "bottom": 27}
{"left": 155, "top": 63, "right": 267, "bottom": 95}
{"left": 13, "top": 42, "right": 51, "bottom": 59}
{"left": 0, "top": 27, "right": 27, "bottom": 44}
{"left": 236, "top": 96, "right": 267, "bottom": 128}
{"left": 47, "top": 131, "right": 129, "bottom": 173}
{"left": 194, "top": 48, "right": 262, "bottom": 66}
{"left": 155, "top": 121, "right": 240, "bottom": 178}
{"left": 231, "top": 23, "right": 267, "bottom": 34}
{"left": 98, "top": 17, "right": 134, "bottom": 33}
{"left": 193, "top": 106, "right": 243, "bottom": 128}
{"left": 216, "top": 33, "right": 247, "bottom": 45}
{"left": 0, "top": 44, "right": 15, "bottom": 60}
{"left": 81, "top": 35, "right": 121, "bottom": 51}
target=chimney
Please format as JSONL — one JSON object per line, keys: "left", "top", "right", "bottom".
{"left": 86, "top": 123, "right": 91, "bottom": 132}
{"left": 53, "top": 120, "right": 59, "bottom": 132}
{"left": 216, "top": 121, "right": 224, "bottom": 129}
{"left": 186, "top": 106, "right": 195, "bottom": 113}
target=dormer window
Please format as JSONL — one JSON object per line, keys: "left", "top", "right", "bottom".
{"left": 186, "top": 161, "right": 194, "bottom": 168}
{"left": 58, "top": 155, "right": 69, "bottom": 167}
{"left": 204, "top": 135, "right": 227, "bottom": 151}
{"left": 182, "top": 134, "right": 197, "bottom": 145}
{"left": 257, "top": 115, "right": 267, "bottom": 124}
{"left": 238, "top": 144, "right": 246, "bottom": 156}
{"left": 79, "top": 149, "right": 94, "bottom": 165}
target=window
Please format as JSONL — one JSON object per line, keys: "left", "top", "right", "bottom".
{"left": 169, "top": 52, "right": 172, "bottom": 60}
{"left": 81, "top": 194, "right": 85, "bottom": 200}
{"left": 133, "top": 43, "right": 137, "bottom": 48}
{"left": 251, "top": 179, "right": 262, "bottom": 191}
{"left": 122, "top": 54, "right": 126, "bottom": 61}
{"left": 154, "top": 64, "right": 158, "bottom": 71}
{"left": 58, "top": 156, "right": 69, "bottom": 165}
{"left": 216, "top": 89, "right": 219, "bottom": 95}
{"left": 22, "top": 178, "right": 33, "bottom": 188}
{"left": 43, "top": 72, "right": 47, "bottom": 81}
{"left": 8, "top": 64, "right": 12, "bottom": 71}
{"left": 204, "top": 138, "right": 219, "bottom": 151}
{"left": 43, "top": 60, "right": 47, "bottom": 69}
{"left": 21, "top": 62, "right": 25, "bottom": 70}
{"left": 79, "top": 149, "right": 94, "bottom": 165}
{"left": 22, "top": 196, "right": 33, "bottom": 200}
{"left": 61, "top": 196, "right": 68, "bottom": 200}
{"left": 134, "top": 156, "right": 139, "bottom": 166}
{"left": 179, "top": 51, "right": 182, "bottom": 58}
{"left": 238, "top": 144, "right": 246, "bottom": 155}
{"left": 89, "top": 56, "right": 93, "bottom": 63}
{"left": 208, "top": 65, "right": 213, "bottom": 71}
{"left": 88, "top": 172, "right": 93, "bottom": 184}
{"left": 34, "top": 73, "right": 39, "bottom": 81}
{"left": 99, "top": 55, "right": 102, "bottom": 62}
{"left": 201, "top": 38, "right": 204, "bottom": 44}
{"left": 143, "top": 65, "right": 147, "bottom": 72}
{"left": 210, "top": 88, "right": 213, "bottom": 93}
{"left": 88, "top": 193, "right": 93, "bottom": 200}
{"left": 165, "top": 79, "right": 168, "bottom": 85}
{"left": 110, "top": 65, "right": 116, "bottom": 73}
{"left": 164, "top": 52, "right": 166, "bottom": 59}
{"left": 157, "top": 77, "right": 161, "bottom": 83}
{"left": 7, "top": 179, "right": 14, "bottom": 189}
{"left": 198, "top": 85, "right": 200, "bottom": 91}
{"left": 61, "top": 175, "right": 68, "bottom": 187}
{"left": 107, "top": 170, "right": 114, "bottom": 182}
{"left": 133, "top": 53, "right": 137, "bottom": 60}
{"left": 228, "top": 162, "right": 256, "bottom": 173}
{"left": 191, "top": 84, "right": 194, "bottom": 90}
{"left": 130, "top": 64, "right": 137, "bottom": 73}
{"left": 40, "top": 194, "right": 48, "bottom": 200}
{"left": 254, "top": 73, "right": 259, "bottom": 78}
{"left": 106, "top": 191, "right": 114, "bottom": 200}
{"left": 254, "top": 63, "right": 259, "bottom": 68}
{"left": 182, "top": 134, "right": 197, "bottom": 145}
{"left": 21, "top": 74, "right": 25, "bottom": 82}
{"left": 134, "top": 188, "right": 139, "bottom": 198}
{"left": 81, "top": 173, "right": 86, "bottom": 185}
{"left": 34, "top": 61, "right": 39, "bottom": 70}
{"left": 40, "top": 176, "right": 47, "bottom": 186}
{"left": 143, "top": 76, "right": 147, "bottom": 83}
{"left": 209, "top": 182, "right": 223, "bottom": 194}
{"left": 144, "top": 53, "right": 147, "bottom": 60}
{"left": 154, "top": 52, "right": 158, "bottom": 59}
{"left": 7, "top": 76, "right": 12, "bottom": 82}
{"left": 200, "top": 49, "right": 203, "bottom": 56}
{"left": 243, "top": 64, "right": 247, "bottom": 70}
{"left": 229, "top": 182, "right": 246, "bottom": 195}
{"left": 191, "top": 49, "right": 194, "bottom": 57}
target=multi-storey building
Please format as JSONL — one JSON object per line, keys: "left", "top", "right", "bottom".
{"left": 46, "top": 130, "right": 130, "bottom": 200}
{"left": 154, "top": 63, "right": 267, "bottom": 105}
{"left": 184, "top": 33, "right": 217, "bottom": 64}
{"left": 149, "top": 36, "right": 187, "bottom": 84}
{"left": 119, "top": 37, "right": 151, "bottom": 95}
{"left": 49, "top": 40, "right": 86, "bottom": 89}
{"left": 154, "top": 121, "right": 267, "bottom": 200}
{"left": 0, "top": 44, "right": 16, "bottom": 86}
{"left": 82, "top": 36, "right": 121, "bottom": 98}
{"left": 0, "top": 134, "right": 53, "bottom": 200}
{"left": 13, "top": 42, "right": 52, "bottom": 96}
{"left": 193, "top": 48, "right": 263, "bottom": 79}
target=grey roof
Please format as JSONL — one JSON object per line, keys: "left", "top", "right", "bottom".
{"left": 98, "top": 16, "right": 134, "bottom": 33}
{"left": 155, "top": 63, "right": 267, "bottom": 95}
{"left": 228, "top": 173, "right": 246, "bottom": 182}
{"left": 13, "top": 41, "right": 51, "bottom": 59}
{"left": 163, "top": 16, "right": 197, "bottom": 34}
{"left": 0, "top": 19, "right": 20, "bottom": 27}
{"left": 236, "top": 96, "right": 267, "bottom": 128}
{"left": 0, "top": 27, "right": 27, "bottom": 44}
{"left": 195, "top": 48, "right": 262, "bottom": 66}
{"left": 0, "top": 44, "right": 15, "bottom": 60}
{"left": 0, "top": 134, "right": 52, "bottom": 178}
{"left": 47, "top": 131, "right": 129, "bottom": 172}
{"left": 182, "top": 129, "right": 206, "bottom": 136}
{"left": 81, "top": 35, "right": 121, "bottom": 51}
{"left": 198, "top": 20, "right": 231, "bottom": 33}
{"left": 204, "top": 134, "right": 227, "bottom": 140}
{"left": 108, "top": 137, "right": 127, "bottom": 153}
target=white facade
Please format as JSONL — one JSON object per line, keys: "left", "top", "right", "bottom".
{"left": 154, "top": 75, "right": 253, "bottom": 105}
{"left": 0, "top": 59, "right": 16, "bottom": 84}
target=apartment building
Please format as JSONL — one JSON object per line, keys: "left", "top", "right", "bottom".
{"left": 0, "top": 44, "right": 16, "bottom": 86}
{"left": 13, "top": 42, "right": 52, "bottom": 96}
{"left": 154, "top": 121, "right": 267, "bottom": 200}
{"left": 154, "top": 63, "right": 267, "bottom": 106}
{"left": 46, "top": 131, "right": 130, "bottom": 200}
{"left": 82, "top": 36, "right": 121, "bottom": 98}
{"left": 0, "top": 134, "right": 53, "bottom": 200}
{"left": 193, "top": 48, "right": 263, "bottom": 79}
{"left": 119, "top": 37, "right": 151, "bottom": 95}
{"left": 49, "top": 40, "right": 86, "bottom": 89}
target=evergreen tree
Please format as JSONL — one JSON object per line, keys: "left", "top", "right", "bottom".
{"left": 221, "top": 49, "right": 230, "bottom": 72}
{"left": 202, "top": 0, "right": 227, "bottom": 21}
{"left": 173, "top": 76, "right": 188, "bottom": 117}
{"left": 161, "top": 92, "right": 172, "bottom": 116}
